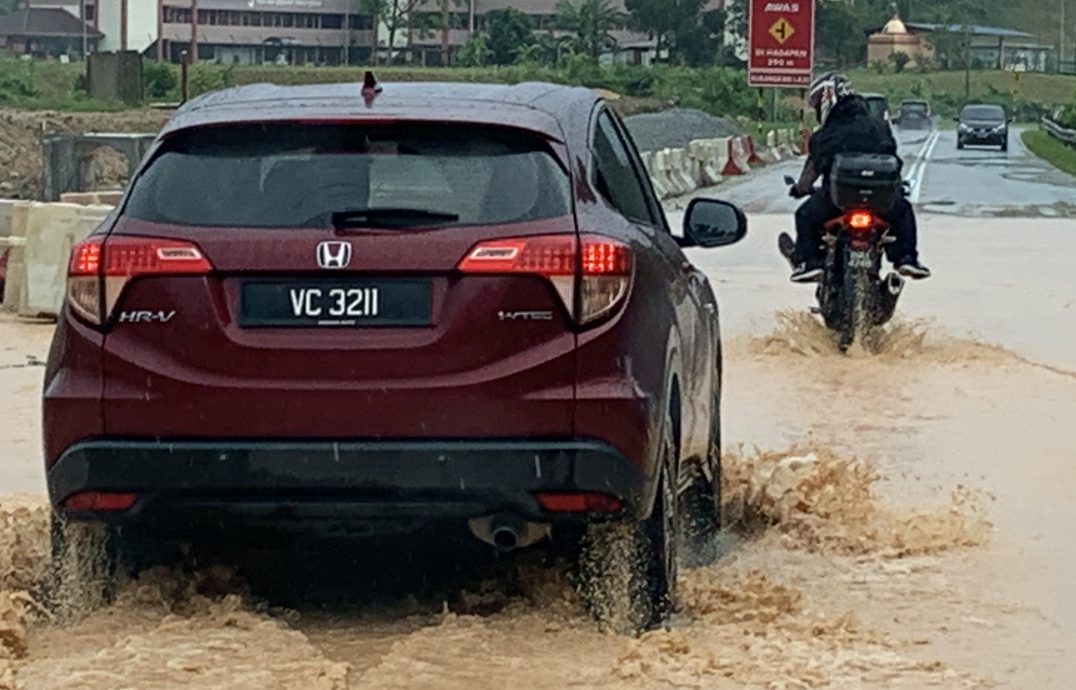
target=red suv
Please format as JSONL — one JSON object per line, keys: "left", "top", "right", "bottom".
{"left": 44, "top": 79, "right": 746, "bottom": 631}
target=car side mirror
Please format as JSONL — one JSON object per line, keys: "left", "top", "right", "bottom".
{"left": 682, "top": 199, "right": 747, "bottom": 248}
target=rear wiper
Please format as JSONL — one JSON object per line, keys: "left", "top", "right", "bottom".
{"left": 329, "top": 208, "right": 460, "bottom": 230}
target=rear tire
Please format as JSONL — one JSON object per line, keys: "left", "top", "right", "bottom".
{"left": 957, "top": 139, "right": 965, "bottom": 150}
{"left": 680, "top": 393, "right": 722, "bottom": 558}
{"left": 836, "top": 267, "right": 859, "bottom": 352}
{"left": 48, "top": 515, "right": 117, "bottom": 618}
{"left": 578, "top": 409, "right": 678, "bottom": 635}
{"left": 48, "top": 516, "right": 176, "bottom": 618}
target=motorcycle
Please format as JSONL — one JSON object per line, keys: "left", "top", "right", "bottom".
{"left": 779, "top": 172, "right": 907, "bottom": 352}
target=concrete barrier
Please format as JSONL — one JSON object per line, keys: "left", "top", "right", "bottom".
{"left": 16, "top": 203, "right": 112, "bottom": 317}
{"left": 719, "top": 138, "right": 749, "bottom": 176}
{"left": 687, "top": 140, "right": 723, "bottom": 187}
{"left": 1, "top": 202, "right": 31, "bottom": 312}
{"left": 763, "top": 131, "right": 782, "bottom": 163}
{"left": 640, "top": 152, "right": 671, "bottom": 199}
{"left": 745, "top": 136, "right": 765, "bottom": 166}
{"left": 776, "top": 130, "right": 797, "bottom": 159}
{"left": 732, "top": 137, "right": 754, "bottom": 174}
{"left": 666, "top": 148, "right": 697, "bottom": 195}
{"left": 59, "top": 191, "right": 125, "bottom": 206}
{"left": 649, "top": 150, "right": 677, "bottom": 198}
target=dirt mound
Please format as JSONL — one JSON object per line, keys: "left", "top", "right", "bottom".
{"left": 0, "top": 109, "right": 170, "bottom": 199}
{"left": 624, "top": 108, "right": 744, "bottom": 153}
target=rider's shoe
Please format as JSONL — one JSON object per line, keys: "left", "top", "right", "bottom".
{"left": 790, "top": 261, "right": 824, "bottom": 283}
{"left": 896, "top": 258, "right": 931, "bottom": 280}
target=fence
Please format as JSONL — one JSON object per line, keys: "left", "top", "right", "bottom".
{"left": 1041, "top": 116, "right": 1076, "bottom": 147}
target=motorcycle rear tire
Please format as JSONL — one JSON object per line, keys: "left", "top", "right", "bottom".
{"left": 837, "top": 264, "right": 866, "bottom": 352}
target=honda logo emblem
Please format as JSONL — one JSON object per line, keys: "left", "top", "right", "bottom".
{"left": 316, "top": 241, "right": 352, "bottom": 269}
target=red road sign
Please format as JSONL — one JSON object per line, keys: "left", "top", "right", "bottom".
{"left": 748, "top": 0, "right": 815, "bottom": 87}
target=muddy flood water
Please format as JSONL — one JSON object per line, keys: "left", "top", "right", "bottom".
{"left": 3, "top": 213, "right": 1076, "bottom": 689}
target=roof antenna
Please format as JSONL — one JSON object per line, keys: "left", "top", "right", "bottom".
{"left": 361, "top": 71, "right": 382, "bottom": 107}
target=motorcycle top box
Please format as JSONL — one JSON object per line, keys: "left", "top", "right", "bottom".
{"left": 830, "top": 153, "right": 900, "bottom": 213}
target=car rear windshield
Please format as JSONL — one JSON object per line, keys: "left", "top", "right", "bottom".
{"left": 902, "top": 103, "right": 928, "bottom": 114}
{"left": 865, "top": 98, "right": 888, "bottom": 118}
{"left": 962, "top": 105, "right": 1005, "bottom": 122}
{"left": 124, "top": 123, "right": 572, "bottom": 228}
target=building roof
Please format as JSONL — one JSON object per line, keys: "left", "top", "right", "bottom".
{"left": 163, "top": 81, "right": 601, "bottom": 144}
{"left": 881, "top": 14, "right": 908, "bottom": 35}
{"left": 867, "top": 20, "right": 1034, "bottom": 39}
{"left": 0, "top": 8, "right": 102, "bottom": 38}
{"left": 907, "top": 22, "right": 1034, "bottom": 38}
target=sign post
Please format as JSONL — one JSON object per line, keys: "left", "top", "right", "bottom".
{"left": 748, "top": 0, "right": 816, "bottom": 88}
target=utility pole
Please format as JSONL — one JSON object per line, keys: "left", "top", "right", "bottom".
{"left": 1062, "top": 0, "right": 1067, "bottom": 72}
{"left": 963, "top": 23, "right": 971, "bottom": 100}
{"left": 81, "top": 0, "right": 87, "bottom": 59}
{"left": 190, "top": 0, "right": 198, "bottom": 63}
{"left": 343, "top": 0, "right": 350, "bottom": 65}
{"left": 441, "top": 0, "right": 449, "bottom": 66}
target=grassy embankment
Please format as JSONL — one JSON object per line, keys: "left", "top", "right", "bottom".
{"left": 1, "top": 57, "right": 1074, "bottom": 123}
{"left": 1022, "top": 129, "right": 1076, "bottom": 177}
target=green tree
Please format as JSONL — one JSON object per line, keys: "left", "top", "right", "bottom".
{"left": 815, "top": 0, "right": 870, "bottom": 66}
{"left": 678, "top": 8, "right": 727, "bottom": 66}
{"left": 556, "top": 0, "right": 624, "bottom": 62}
{"left": 485, "top": 8, "right": 536, "bottom": 65}
{"left": 361, "top": 0, "right": 425, "bottom": 64}
{"left": 456, "top": 33, "right": 490, "bottom": 66}
{"left": 889, "top": 51, "right": 911, "bottom": 72}
{"left": 625, "top": 0, "right": 704, "bottom": 62}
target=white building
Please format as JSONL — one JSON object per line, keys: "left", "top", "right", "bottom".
{"left": 94, "top": 0, "right": 159, "bottom": 53}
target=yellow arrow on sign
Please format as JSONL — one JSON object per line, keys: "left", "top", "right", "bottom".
{"left": 769, "top": 17, "right": 794, "bottom": 44}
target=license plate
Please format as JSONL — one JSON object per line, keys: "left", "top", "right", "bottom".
{"left": 849, "top": 251, "right": 873, "bottom": 269}
{"left": 239, "top": 279, "right": 431, "bottom": 327}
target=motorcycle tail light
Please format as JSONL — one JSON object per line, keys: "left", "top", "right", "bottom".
{"left": 848, "top": 211, "right": 874, "bottom": 230}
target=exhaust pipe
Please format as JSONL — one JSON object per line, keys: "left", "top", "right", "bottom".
{"left": 468, "top": 514, "right": 550, "bottom": 553}
{"left": 875, "top": 272, "right": 905, "bottom": 325}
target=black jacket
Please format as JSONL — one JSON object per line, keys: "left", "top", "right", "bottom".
{"left": 808, "top": 95, "right": 900, "bottom": 187}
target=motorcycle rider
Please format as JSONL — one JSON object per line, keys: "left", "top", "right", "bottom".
{"left": 789, "top": 73, "right": 931, "bottom": 283}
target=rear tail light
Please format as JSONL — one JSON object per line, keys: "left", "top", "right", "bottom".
{"left": 66, "top": 235, "right": 212, "bottom": 326}
{"left": 535, "top": 491, "right": 623, "bottom": 513}
{"left": 63, "top": 491, "right": 138, "bottom": 512}
{"left": 847, "top": 211, "right": 874, "bottom": 230}
{"left": 457, "top": 234, "right": 632, "bottom": 325}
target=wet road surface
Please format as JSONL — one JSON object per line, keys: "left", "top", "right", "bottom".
{"left": 698, "top": 125, "right": 1076, "bottom": 217}
{"left": 2, "top": 127, "right": 1076, "bottom": 689}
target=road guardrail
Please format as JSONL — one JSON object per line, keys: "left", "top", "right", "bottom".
{"left": 1041, "top": 115, "right": 1076, "bottom": 147}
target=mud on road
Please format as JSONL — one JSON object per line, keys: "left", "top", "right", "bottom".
{"left": 3, "top": 307, "right": 1076, "bottom": 689}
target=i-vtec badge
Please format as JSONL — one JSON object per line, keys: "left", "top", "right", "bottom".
{"left": 118, "top": 310, "right": 176, "bottom": 324}
{"left": 498, "top": 310, "right": 554, "bottom": 322}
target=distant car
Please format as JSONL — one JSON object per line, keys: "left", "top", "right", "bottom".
{"left": 43, "top": 77, "right": 748, "bottom": 632}
{"left": 893, "top": 100, "right": 931, "bottom": 129}
{"left": 861, "top": 93, "right": 891, "bottom": 124}
{"left": 957, "top": 104, "right": 1009, "bottom": 151}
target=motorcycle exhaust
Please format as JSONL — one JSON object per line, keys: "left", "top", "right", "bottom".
{"left": 875, "top": 272, "right": 905, "bottom": 325}
{"left": 468, "top": 514, "right": 551, "bottom": 553}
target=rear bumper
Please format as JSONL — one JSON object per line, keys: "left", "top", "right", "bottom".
{"left": 48, "top": 438, "right": 650, "bottom": 533}
{"left": 959, "top": 132, "right": 1005, "bottom": 144}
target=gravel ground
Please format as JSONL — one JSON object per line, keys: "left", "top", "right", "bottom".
{"left": 624, "top": 108, "right": 745, "bottom": 153}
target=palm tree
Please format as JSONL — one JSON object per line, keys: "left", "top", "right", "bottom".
{"left": 556, "top": 0, "right": 623, "bottom": 62}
